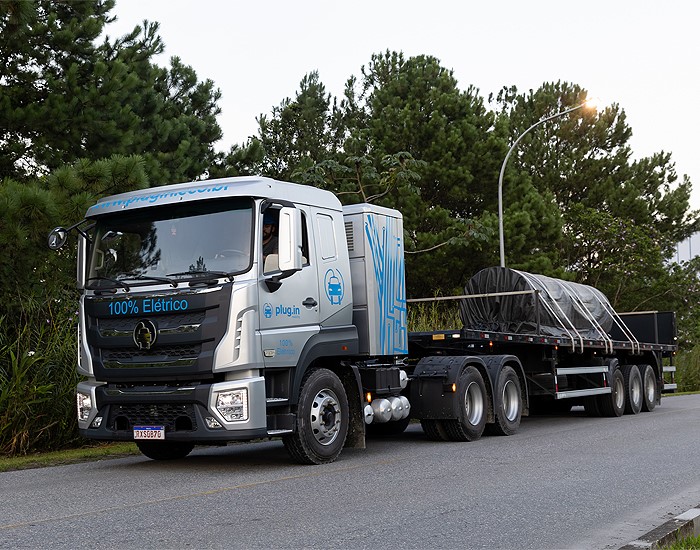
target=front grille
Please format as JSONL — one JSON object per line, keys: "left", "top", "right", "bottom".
{"left": 108, "top": 403, "right": 197, "bottom": 431}
{"left": 104, "top": 345, "right": 200, "bottom": 361}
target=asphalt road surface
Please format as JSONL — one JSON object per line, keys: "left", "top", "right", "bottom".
{"left": 2, "top": 394, "right": 700, "bottom": 549}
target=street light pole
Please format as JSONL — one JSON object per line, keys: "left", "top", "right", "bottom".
{"left": 498, "top": 99, "right": 595, "bottom": 268}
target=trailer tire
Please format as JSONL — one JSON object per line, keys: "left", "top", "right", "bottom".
{"left": 421, "top": 419, "right": 450, "bottom": 441}
{"left": 598, "top": 368, "right": 625, "bottom": 417}
{"left": 622, "top": 364, "right": 643, "bottom": 415}
{"left": 640, "top": 364, "right": 657, "bottom": 412}
{"left": 136, "top": 440, "right": 194, "bottom": 460}
{"left": 485, "top": 365, "right": 522, "bottom": 436}
{"left": 443, "top": 366, "right": 487, "bottom": 441}
{"left": 283, "top": 368, "right": 349, "bottom": 465}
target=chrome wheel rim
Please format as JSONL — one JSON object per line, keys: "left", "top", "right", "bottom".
{"left": 502, "top": 379, "right": 520, "bottom": 422}
{"left": 465, "top": 381, "right": 484, "bottom": 426}
{"left": 310, "top": 388, "right": 341, "bottom": 446}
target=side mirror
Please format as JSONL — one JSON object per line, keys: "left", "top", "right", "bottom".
{"left": 276, "top": 206, "right": 303, "bottom": 273}
{"left": 48, "top": 227, "right": 68, "bottom": 250}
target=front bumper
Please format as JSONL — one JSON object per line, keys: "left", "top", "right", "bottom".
{"left": 77, "top": 377, "right": 268, "bottom": 443}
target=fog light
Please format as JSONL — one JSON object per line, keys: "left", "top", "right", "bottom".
{"left": 205, "top": 416, "right": 223, "bottom": 429}
{"left": 216, "top": 389, "right": 248, "bottom": 422}
{"left": 77, "top": 392, "right": 92, "bottom": 421}
{"left": 91, "top": 416, "right": 103, "bottom": 428}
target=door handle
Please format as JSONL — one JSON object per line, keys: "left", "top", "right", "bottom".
{"left": 302, "top": 297, "right": 317, "bottom": 308}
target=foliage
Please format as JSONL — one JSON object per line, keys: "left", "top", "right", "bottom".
{"left": 493, "top": 81, "right": 700, "bottom": 304}
{"left": 0, "top": 0, "right": 222, "bottom": 183}
{"left": 0, "top": 303, "right": 81, "bottom": 456}
{"left": 0, "top": 156, "right": 148, "bottom": 456}
{"left": 675, "top": 345, "right": 700, "bottom": 393}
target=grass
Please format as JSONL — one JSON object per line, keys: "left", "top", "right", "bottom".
{"left": 663, "top": 534, "right": 700, "bottom": 549}
{"left": 0, "top": 442, "right": 140, "bottom": 472}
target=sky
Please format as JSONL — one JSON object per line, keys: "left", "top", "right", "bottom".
{"left": 107, "top": 0, "right": 700, "bottom": 219}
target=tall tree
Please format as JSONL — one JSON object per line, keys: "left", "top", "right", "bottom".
{"left": 495, "top": 81, "right": 699, "bottom": 309}
{"left": 0, "top": 0, "right": 222, "bottom": 183}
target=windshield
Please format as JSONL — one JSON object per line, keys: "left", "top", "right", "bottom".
{"left": 87, "top": 198, "right": 253, "bottom": 286}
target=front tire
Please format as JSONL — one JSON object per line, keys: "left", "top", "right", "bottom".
{"left": 486, "top": 365, "right": 522, "bottom": 436}
{"left": 136, "top": 440, "right": 194, "bottom": 460}
{"left": 283, "top": 368, "right": 349, "bottom": 465}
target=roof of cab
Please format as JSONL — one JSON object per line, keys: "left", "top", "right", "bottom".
{"left": 85, "top": 176, "right": 342, "bottom": 217}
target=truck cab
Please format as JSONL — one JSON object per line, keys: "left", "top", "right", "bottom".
{"left": 68, "top": 177, "right": 383, "bottom": 463}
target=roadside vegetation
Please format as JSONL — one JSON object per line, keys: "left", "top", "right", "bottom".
{"left": 663, "top": 534, "right": 700, "bottom": 549}
{"left": 1, "top": 0, "right": 699, "bottom": 458}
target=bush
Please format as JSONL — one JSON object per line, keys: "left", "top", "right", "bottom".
{"left": 0, "top": 299, "right": 81, "bottom": 456}
{"left": 674, "top": 346, "right": 700, "bottom": 393}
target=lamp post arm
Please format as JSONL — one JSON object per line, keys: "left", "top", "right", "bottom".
{"left": 498, "top": 101, "right": 588, "bottom": 268}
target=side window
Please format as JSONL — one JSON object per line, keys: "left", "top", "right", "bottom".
{"left": 262, "top": 208, "right": 280, "bottom": 273}
{"left": 301, "top": 212, "right": 309, "bottom": 266}
{"left": 317, "top": 213, "right": 337, "bottom": 261}
{"left": 262, "top": 206, "right": 309, "bottom": 273}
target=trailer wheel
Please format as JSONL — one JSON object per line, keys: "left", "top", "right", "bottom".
{"left": 283, "top": 368, "right": 349, "bottom": 465}
{"left": 598, "top": 368, "right": 625, "bottom": 417}
{"left": 640, "top": 364, "right": 657, "bottom": 412}
{"left": 622, "top": 365, "right": 643, "bottom": 415}
{"left": 421, "top": 419, "right": 450, "bottom": 441}
{"left": 136, "top": 440, "right": 194, "bottom": 460}
{"left": 486, "top": 365, "right": 522, "bottom": 436}
{"left": 443, "top": 366, "right": 487, "bottom": 441}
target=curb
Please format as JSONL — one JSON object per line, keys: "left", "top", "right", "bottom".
{"left": 619, "top": 506, "right": 700, "bottom": 549}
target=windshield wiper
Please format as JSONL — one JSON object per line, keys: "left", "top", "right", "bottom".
{"left": 85, "top": 277, "right": 131, "bottom": 291}
{"left": 122, "top": 275, "right": 179, "bottom": 288}
{"left": 167, "top": 270, "right": 234, "bottom": 286}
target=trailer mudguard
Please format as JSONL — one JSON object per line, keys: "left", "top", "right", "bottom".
{"left": 410, "top": 355, "right": 487, "bottom": 420}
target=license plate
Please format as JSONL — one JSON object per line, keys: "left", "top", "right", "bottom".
{"left": 133, "top": 426, "right": 165, "bottom": 440}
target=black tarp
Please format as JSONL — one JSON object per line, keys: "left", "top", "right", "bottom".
{"left": 459, "top": 267, "right": 615, "bottom": 339}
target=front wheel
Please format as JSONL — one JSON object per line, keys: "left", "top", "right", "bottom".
{"left": 283, "top": 368, "right": 349, "bottom": 465}
{"left": 136, "top": 440, "right": 194, "bottom": 460}
{"left": 486, "top": 365, "right": 522, "bottom": 436}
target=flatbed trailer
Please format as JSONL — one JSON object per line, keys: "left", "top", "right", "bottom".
{"left": 404, "top": 306, "right": 676, "bottom": 435}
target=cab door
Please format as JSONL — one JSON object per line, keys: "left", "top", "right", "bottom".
{"left": 258, "top": 205, "right": 319, "bottom": 367}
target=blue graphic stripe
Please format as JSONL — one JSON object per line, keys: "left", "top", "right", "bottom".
{"left": 364, "top": 214, "right": 407, "bottom": 355}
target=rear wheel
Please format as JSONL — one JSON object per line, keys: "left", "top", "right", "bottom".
{"left": 443, "top": 366, "right": 487, "bottom": 441}
{"left": 136, "top": 440, "right": 194, "bottom": 460}
{"left": 486, "top": 365, "right": 522, "bottom": 436}
{"left": 421, "top": 419, "right": 450, "bottom": 441}
{"left": 640, "top": 364, "right": 657, "bottom": 412}
{"left": 283, "top": 368, "right": 349, "bottom": 465}
{"left": 622, "top": 365, "right": 643, "bottom": 415}
{"left": 599, "top": 368, "right": 625, "bottom": 417}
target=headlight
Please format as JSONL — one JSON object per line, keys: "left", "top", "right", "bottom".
{"left": 216, "top": 389, "right": 248, "bottom": 422}
{"left": 77, "top": 392, "right": 92, "bottom": 421}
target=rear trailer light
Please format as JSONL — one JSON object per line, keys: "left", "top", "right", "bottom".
{"left": 215, "top": 389, "right": 249, "bottom": 422}
{"left": 77, "top": 392, "right": 92, "bottom": 421}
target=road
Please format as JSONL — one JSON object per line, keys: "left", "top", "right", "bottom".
{"left": 2, "top": 394, "right": 700, "bottom": 549}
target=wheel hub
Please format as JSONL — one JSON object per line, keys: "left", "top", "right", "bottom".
{"left": 310, "top": 389, "right": 341, "bottom": 446}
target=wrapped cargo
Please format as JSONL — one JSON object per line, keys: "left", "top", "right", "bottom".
{"left": 459, "top": 267, "right": 616, "bottom": 340}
